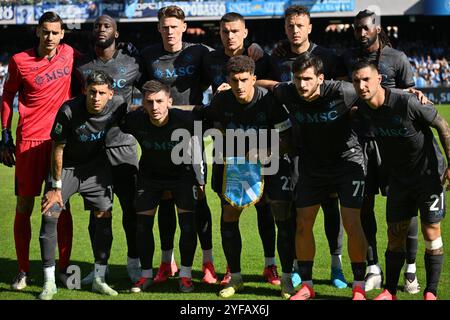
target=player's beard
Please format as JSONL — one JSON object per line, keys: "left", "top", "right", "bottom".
{"left": 95, "top": 36, "right": 115, "bottom": 49}
{"left": 359, "top": 33, "right": 378, "bottom": 49}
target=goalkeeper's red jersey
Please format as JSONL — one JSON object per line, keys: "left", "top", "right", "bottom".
{"left": 1, "top": 44, "right": 76, "bottom": 141}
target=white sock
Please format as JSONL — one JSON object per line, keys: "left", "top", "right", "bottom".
{"left": 331, "top": 255, "right": 342, "bottom": 269}
{"left": 303, "top": 280, "right": 313, "bottom": 287}
{"left": 127, "top": 257, "right": 140, "bottom": 267}
{"left": 405, "top": 263, "right": 416, "bottom": 274}
{"left": 353, "top": 280, "right": 365, "bottom": 290}
{"left": 367, "top": 264, "right": 381, "bottom": 275}
{"left": 94, "top": 264, "right": 107, "bottom": 278}
{"left": 202, "top": 249, "right": 213, "bottom": 264}
{"left": 179, "top": 266, "right": 192, "bottom": 279}
{"left": 161, "top": 249, "right": 173, "bottom": 264}
{"left": 141, "top": 269, "right": 153, "bottom": 279}
{"left": 265, "top": 257, "right": 276, "bottom": 267}
{"left": 44, "top": 266, "right": 55, "bottom": 282}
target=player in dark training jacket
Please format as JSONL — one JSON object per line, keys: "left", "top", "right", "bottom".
{"left": 352, "top": 61, "right": 449, "bottom": 300}
{"left": 39, "top": 71, "right": 127, "bottom": 300}
{"left": 341, "top": 9, "right": 419, "bottom": 292}
{"left": 75, "top": 15, "right": 142, "bottom": 285}
{"left": 270, "top": 53, "right": 368, "bottom": 300}
{"left": 120, "top": 80, "right": 203, "bottom": 293}
{"left": 201, "top": 12, "right": 281, "bottom": 287}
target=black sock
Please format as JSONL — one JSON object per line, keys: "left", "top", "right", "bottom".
{"left": 385, "top": 250, "right": 406, "bottom": 295}
{"left": 255, "top": 204, "right": 275, "bottom": 258}
{"left": 406, "top": 217, "right": 418, "bottom": 264}
{"left": 221, "top": 219, "right": 241, "bottom": 273}
{"left": 88, "top": 213, "right": 96, "bottom": 258}
{"left": 122, "top": 203, "right": 138, "bottom": 259}
{"left": 322, "top": 197, "right": 343, "bottom": 256}
{"left": 195, "top": 197, "right": 213, "bottom": 250}
{"left": 275, "top": 219, "right": 295, "bottom": 273}
{"left": 361, "top": 197, "right": 378, "bottom": 266}
{"left": 297, "top": 261, "right": 314, "bottom": 282}
{"left": 158, "top": 199, "right": 176, "bottom": 251}
{"left": 424, "top": 253, "right": 444, "bottom": 296}
{"left": 178, "top": 211, "right": 198, "bottom": 267}
{"left": 94, "top": 217, "right": 113, "bottom": 265}
{"left": 351, "top": 262, "right": 367, "bottom": 282}
{"left": 39, "top": 215, "right": 58, "bottom": 268}
{"left": 136, "top": 214, "right": 155, "bottom": 270}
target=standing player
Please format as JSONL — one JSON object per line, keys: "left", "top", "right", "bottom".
{"left": 39, "top": 70, "right": 126, "bottom": 300}
{"left": 257, "top": 5, "right": 348, "bottom": 288}
{"left": 120, "top": 80, "right": 202, "bottom": 293}
{"left": 352, "top": 61, "right": 448, "bottom": 300}
{"left": 140, "top": 5, "right": 215, "bottom": 284}
{"left": 0, "top": 12, "right": 74, "bottom": 290}
{"left": 267, "top": 53, "right": 368, "bottom": 300}
{"left": 197, "top": 56, "right": 294, "bottom": 299}
{"left": 342, "top": 9, "right": 419, "bottom": 292}
{"left": 202, "top": 12, "right": 281, "bottom": 287}
{"left": 75, "top": 14, "right": 142, "bottom": 284}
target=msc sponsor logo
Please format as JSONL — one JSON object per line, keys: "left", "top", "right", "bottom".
{"left": 153, "top": 65, "right": 196, "bottom": 79}
{"left": 372, "top": 126, "right": 409, "bottom": 137}
{"left": 79, "top": 131, "right": 105, "bottom": 142}
{"left": 142, "top": 140, "right": 179, "bottom": 151}
{"left": 34, "top": 67, "right": 71, "bottom": 86}
{"left": 294, "top": 110, "right": 338, "bottom": 123}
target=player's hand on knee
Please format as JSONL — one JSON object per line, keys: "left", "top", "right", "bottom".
{"left": 248, "top": 43, "right": 264, "bottom": 61}
{"left": 41, "top": 190, "right": 63, "bottom": 214}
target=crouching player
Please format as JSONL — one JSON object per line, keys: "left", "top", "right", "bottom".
{"left": 39, "top": 71, "right": 126, "bottom": 300}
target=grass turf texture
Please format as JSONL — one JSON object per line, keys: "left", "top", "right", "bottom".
{"left": 0, "top": 106, "right": 449, "bottom": 301}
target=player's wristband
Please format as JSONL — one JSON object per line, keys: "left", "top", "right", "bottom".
{"left": 51, "top": 179, "right": 62, "bottom": 189}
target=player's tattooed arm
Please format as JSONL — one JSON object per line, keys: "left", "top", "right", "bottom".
{"left": 51, "top": 142, "right": 65, "bottom": 182}
{"left": 431, "top": 113, "right": 450, "bottom": 189}
{"left": 41, "top": 142, "right": 65, "bottom": 214}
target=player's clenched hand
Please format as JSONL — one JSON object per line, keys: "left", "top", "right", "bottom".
{"left": 216, "top": 83, "right": 231, "bottom": 94}
{"left": 272, "top": 40, "right": 289, "bottom": 57}
{"left": 0, "top": 129, "right": 16, "bottom": 167}
{"left": 247, "top": 43, "right": 264, "bottom": 61}
{"left": 408, "top": 88, "right": 433, "bottom": 105}
{"left": 443, "top": 167, "right": 450, "bottom": 191}
{"left": 41, "top": 190, "right": 63, "bottom": 215}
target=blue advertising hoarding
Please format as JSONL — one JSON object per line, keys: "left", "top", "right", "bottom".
{"left": 3, "top": 0, "right": 357, "bottom": 23}
{"left": 424, "top": 0, "right": 450, "bottom": 15}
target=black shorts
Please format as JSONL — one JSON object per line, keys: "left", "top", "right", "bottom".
{"left": 111, "top": 163, "right": 138, "bottom": 204}
{"left": 386, "top": 177, "right": 445, "bottom": 224}
{"left": 45, "top": 163, "right": 113, "bottom": 211}
{"left": 264, "top": 156, "right": 294, "bottom": 202}
{"left": 135, "top": 174, "right": 197, "bottom": 212}
{"left": 363, "top": 139, "right": 388, "bottom": 196}
{"left": 295, "top": 160, "right": 365, "bottom": 209}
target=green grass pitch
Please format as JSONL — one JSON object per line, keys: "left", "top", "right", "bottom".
{"left": 0, "top": 106, "right": 449, "bottom": 301}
